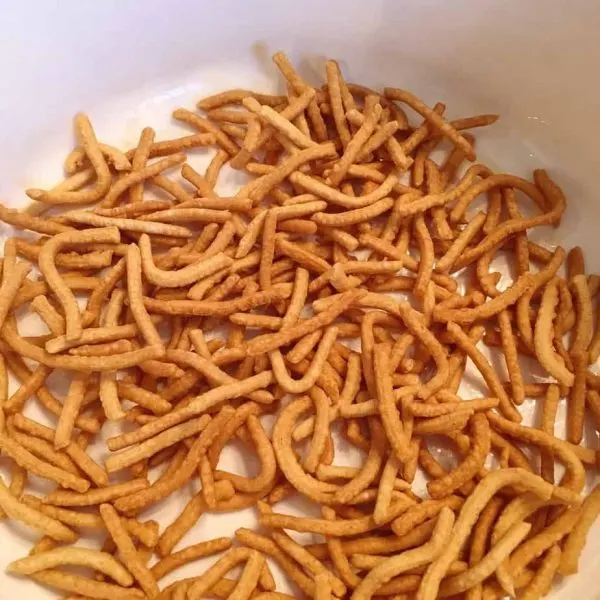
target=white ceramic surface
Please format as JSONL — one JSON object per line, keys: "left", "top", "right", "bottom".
{"left": 0, "top": 1, "right": 599, "bottom": 598}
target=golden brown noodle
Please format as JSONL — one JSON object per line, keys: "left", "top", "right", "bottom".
{"left": 0, "top": 50, "right": 596, "bottom": 600}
